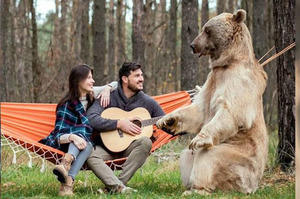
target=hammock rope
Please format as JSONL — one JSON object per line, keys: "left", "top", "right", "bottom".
{"left": 259, "top": 42, "right": 296, "bottom": 67}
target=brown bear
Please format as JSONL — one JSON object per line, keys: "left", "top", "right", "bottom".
{"left": 156, "top": 9, "right": 268, "bottom": 195}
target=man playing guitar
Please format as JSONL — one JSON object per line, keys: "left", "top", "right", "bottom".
{"left": 87, "top": 62, "right": 165, "bottom": 194}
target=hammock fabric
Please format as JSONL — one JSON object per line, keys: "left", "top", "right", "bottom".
{"left": 1, "top": 91, "right": 191, "bottom": 170}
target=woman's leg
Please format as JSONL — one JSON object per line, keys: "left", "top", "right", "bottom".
{"left": 67, "top": 142, "right": 80, "bottom": 159}
{"left": 68, "top": 142, "right": 93, "bottom": 180}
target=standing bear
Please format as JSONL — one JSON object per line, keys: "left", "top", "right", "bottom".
{"left": 156, "top": 9, "right": 268, "bottom": 195}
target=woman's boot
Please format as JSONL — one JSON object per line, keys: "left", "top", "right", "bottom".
{"left": 58, "top": 176, "right": 74, "bottom": 196}
{"left": 53, "top": 153, "right": 74, "bottom": 183}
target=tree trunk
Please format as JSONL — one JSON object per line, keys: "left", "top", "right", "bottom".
{"left": 60, "top": 0, "right": 68, "bottom": 53}
{"left": 92, "top": 0, "right": 106, "bottom": 85}
{"left": 181, "top": 0, "right": 199, "bottom": 90}
{"left": 198, "top": 0, "right": 210, "bottom": 86}
{"left": 108, "top": 0, "right": 115, "bottom": 81}
{"left": 80, "top": 0, "right": 90, "bottom": 64}
{"left": 132, "top": 0, "right": 146, "bottom": 65}
{"left": 253, "top": 0, "right": 275, "bottom": 127}
{"left": 52, "top": 0, "right": 60, "bottom": 50}
{"left": 122, "top": 1, "right": 127, "bottom": 62}
{"left": 143, "top": 0, "right": 156, "bottom": 95}
{"left": 29, "top": 0, "right": 41, "bottom": 102}
{"left": 1, "top": 0, "right": 10, "bottom": 102}
{"left": 217, "top": 0, "right": 227, "bottom": 14}
{"left": 168, "top": 0, "right": 178, "bottom": 91}
{"left": 116, "top": 0, "right": 126, "bottom": 79}
{"left": 240, "top": 0, "right": 253, "bottom": 36}
{"left": 5, "top": 0, "right": 19, "bottom": 102}
{"left": 296, "top": 1, "right": 300, "bottom": 195}
{"left": 15, "top": 0, "right": 33, "bottom": 102}
{"left": 70, "top": 0, "right": 81, "bottom": 61}
{"left": 59, "top": 0, "right": 70, "bottom": 94}
{"left": 155, "top": 0, "right": 168, "bottom": 95}
{"left": 273, "top": 0, "right": 295, "bottom": 172}
{"left": 132, "top": 0, "right": 147, "bottom": 88}
{"left": 253, "top": 0, "right": 267, "bottom": 59}
{"left": 227, "top": 0, "right": 236, "bottom": 13}
{"left": 263, "top": 0, "right": 277, "bottom": 130}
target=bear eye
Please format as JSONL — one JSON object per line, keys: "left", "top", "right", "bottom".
{"left": 205, "top": 28, "right": 210, "bottom": 35}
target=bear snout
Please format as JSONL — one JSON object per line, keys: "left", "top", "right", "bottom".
{"left": 190, "top": 44, "right": 195, "bottom": 52}
{"left": 190, "top": 43, "right": 201, "bottom": 54}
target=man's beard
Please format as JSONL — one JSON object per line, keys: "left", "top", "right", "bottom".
{"left": 128, "top": 80, "right": 143, "bottom": 93}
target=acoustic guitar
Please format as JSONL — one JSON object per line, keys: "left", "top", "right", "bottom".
{"left": 100, "top": 107, "right": 163, "bottom": 152}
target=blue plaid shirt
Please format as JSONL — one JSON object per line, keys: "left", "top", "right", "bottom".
{"left": 39, "top": 99, "right": 92, "bottom": 150}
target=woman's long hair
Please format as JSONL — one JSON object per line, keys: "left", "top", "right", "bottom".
{"left": 57, "top": 64, "right": 94, "bottom": 111}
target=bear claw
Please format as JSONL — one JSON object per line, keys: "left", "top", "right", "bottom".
{"left": 189, "top": 134, "right": 213, "bottom": 150}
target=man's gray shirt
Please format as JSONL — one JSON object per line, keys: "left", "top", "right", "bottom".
{"left": 87, "top": 82, "right": 165, "bottom": 133}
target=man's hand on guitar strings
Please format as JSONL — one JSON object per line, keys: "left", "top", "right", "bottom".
{"left": 117, "top": 118, "right": 141, "bottom": 136}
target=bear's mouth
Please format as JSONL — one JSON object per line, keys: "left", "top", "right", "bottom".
{"left": 197, "top": 47, "right": 215, "bottom": 58}
{"left": 197, "top": 48, "right": 207, "bottom": 58}
{"left": 198, "top": 51, "right": 204, "bottom": 58}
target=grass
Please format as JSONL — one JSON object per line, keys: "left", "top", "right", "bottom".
{"left": 267, "top": 130, "right": 279, "bottom": 170}
{"left": 1, "top": 136, "right": 295, "bottom": 199}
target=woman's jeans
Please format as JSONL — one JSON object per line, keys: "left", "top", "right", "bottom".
{"left": 68, "top": 142, "right": 93, "bottom": 180}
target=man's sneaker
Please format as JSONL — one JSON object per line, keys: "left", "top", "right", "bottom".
{"left": 120, "top": 186, "right": 137, "bottom": 194}
{"left": 107, "top": 185, "right": 137, "bottom": 194}
{"left": 97, "top": 188, "right": 105, "bottom": 194}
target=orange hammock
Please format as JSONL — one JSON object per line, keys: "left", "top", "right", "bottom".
{"left": 1, "top": 91, "right": 192, "bottom": 170}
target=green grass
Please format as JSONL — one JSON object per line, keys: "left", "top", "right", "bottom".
{"left": 267, "top": 130, "right": 280, "bottom": 170}
{"left": 1, "top": 138, "right": 295, "bottom": 198}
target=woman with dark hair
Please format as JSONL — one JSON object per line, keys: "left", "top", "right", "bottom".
{"left": 40, "top": 64, "right": 117, "bottom": 196}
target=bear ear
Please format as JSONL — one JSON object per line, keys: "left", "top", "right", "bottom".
{"left": 233, "top": 9, "right": 246, "bottom": 23}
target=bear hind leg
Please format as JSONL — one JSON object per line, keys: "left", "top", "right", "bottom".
{"left": 180, "top": 149, "right": 195, "bottom": 189}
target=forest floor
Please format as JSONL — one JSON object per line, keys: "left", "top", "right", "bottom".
{"left": 1, "top": 136, "right": 295, "bottom": 199}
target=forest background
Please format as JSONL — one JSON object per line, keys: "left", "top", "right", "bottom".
{"left": 0, "top": 0, "right": 296, "bottom": 175}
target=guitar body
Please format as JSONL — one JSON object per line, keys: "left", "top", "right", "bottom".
{"left": 100, "top": 107, "right": 153, "bottom": 152}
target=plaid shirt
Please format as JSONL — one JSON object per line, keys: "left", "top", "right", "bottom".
{"left": 39, "top": 99, "right": 92, "bottom": 150}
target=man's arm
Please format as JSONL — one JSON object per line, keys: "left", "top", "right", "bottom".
{"left": 87, "top": 99, "right": 118, "bottom": 132}
{"left": 147, "top": 97, "right": 165, "bottom": 117}
{"left": 146, "top": 97, "right": 177, "bottom": 135}
{"left": 152, "top": 102, "right": 165, "bottom": 117}
{"left": 93, "top": 81, "right": 118, "bottom": 98}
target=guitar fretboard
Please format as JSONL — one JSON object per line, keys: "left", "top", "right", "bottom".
{"left": 141, "top": 116, "right": 163, "bottom": 127}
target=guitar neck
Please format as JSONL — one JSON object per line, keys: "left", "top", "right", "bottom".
{"left": 142, "top": 116, "right": 163, "bottom": 127}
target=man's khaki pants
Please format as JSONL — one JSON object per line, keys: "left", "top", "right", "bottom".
{"left": 87, "top": 136, "right": 152, "bottom": 190}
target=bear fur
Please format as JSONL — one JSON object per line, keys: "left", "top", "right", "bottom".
{"left": 156, "top": 9, "right": 268, "bottom": 195}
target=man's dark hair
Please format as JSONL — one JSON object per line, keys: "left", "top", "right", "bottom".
{"left": 119, "top": 62, "right": 142, "bottom": 82}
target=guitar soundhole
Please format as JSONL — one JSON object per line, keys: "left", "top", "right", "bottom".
{"left": 132, "top": 119, "right": 142, "bottom": 128}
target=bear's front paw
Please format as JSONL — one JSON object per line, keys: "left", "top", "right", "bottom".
{"left": 189, "top": 133, "right": 213, "bottom": 150}
{"left": 156, "top": 114, "right": 179, "bottom": 134}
